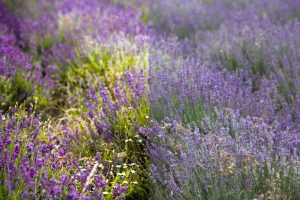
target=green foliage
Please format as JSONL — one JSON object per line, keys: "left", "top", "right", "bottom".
{"left": 66, "top": 38, "right": 148, "bottom": 86}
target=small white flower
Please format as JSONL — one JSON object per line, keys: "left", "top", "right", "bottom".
{"left": 117, "top": 172, "right": 126, "bottom": 177}
{"left": 131, "top": 170, "right": 136, "bottom": 174}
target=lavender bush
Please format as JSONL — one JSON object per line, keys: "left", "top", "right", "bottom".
{"left": 64, "top": 68, "right": 150, "bottom": 198}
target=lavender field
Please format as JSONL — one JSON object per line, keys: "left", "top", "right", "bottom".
{"left": 1, "top": 0, "right": 300, "bottom": 199}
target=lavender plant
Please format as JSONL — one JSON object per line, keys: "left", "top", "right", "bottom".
{"left": 62, "top": 67, "right": 150, "bottom": 199}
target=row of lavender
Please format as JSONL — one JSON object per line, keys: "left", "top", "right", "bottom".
{"left": 1, "top": 0, "right": 150, "bottom": 199}
{"left": 148, "top": 0, "right": 300, "bottom": 199}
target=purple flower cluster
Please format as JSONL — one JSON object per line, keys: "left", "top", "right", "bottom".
{"left": 113, "top": 184, "right": 128, "bottom": 197}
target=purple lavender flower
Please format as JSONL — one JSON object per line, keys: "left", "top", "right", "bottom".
{"left": 36, "top": 158, "right": 44, "bottom": 168}
{"left": 14, "top": 144, "right": 20, "bottom": 155}
{"left": 66, "top": 185, "right": 79, "bottom": 200}
{"left": 28, "top": 167, "right": 36, "bottom": 179}
{"left": 113, "top": 184, "right": 128, "bottom": 196}
{"left": 26, "top": 143, "right": 34, "bottom": 153}
{"left": 95, "top": 175, "right": 107, "bottom": 189}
